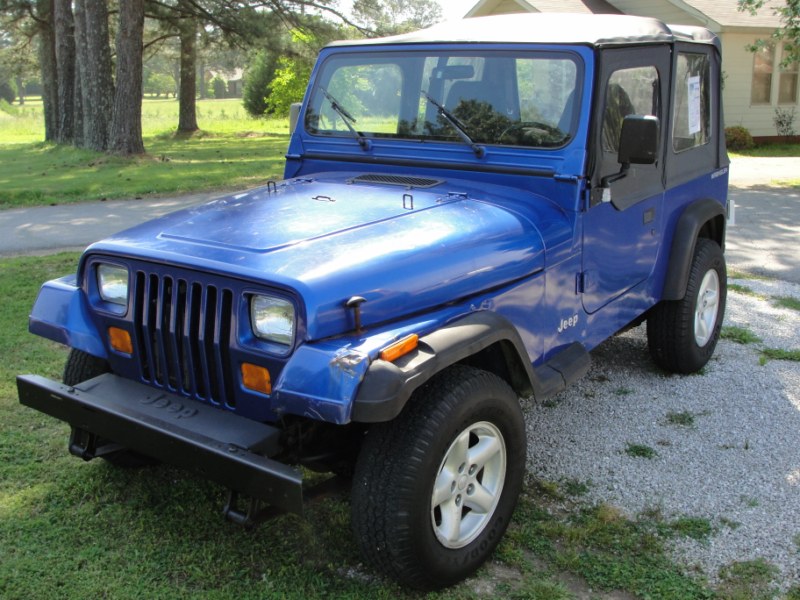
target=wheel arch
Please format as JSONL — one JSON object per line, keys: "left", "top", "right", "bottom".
{"left": 350, "top": 311, "right": 538, "bottom": 423}
{"left": 661, "top": 198, "right": 726, "bottom": 301}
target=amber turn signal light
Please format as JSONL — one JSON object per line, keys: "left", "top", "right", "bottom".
{"left": 241, "top": 363, "right": 272, "bottom": 395}
{"left": 379, "top": 334, "right": 419, "bottom": 363}
{"left": 108, "top": 327, "right": 133, "bottom": 354}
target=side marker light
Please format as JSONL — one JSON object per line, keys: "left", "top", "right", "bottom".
{"left": 380, "top": 334, "right": 419, "bottom": 363}
{"left": 241, "top": 363, "right": 272, "bottom": 395}
{"left": 108, "top": 327, "right": 133, "bottom": 354}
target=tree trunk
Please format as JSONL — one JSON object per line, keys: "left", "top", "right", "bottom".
{"left": 75, "top": 0, "right": 114, "bottom": 151}
{"left": 73, "top": 0, "right": 87, "bottom": 148}
{"left": 198, "top": 58, "right": 207, "bottom": 100}
{"left": 37, "top": 0, "right": 58, "bottom": 141}
{"left": 109, "top": 0, "right": 145, "bottom": 155}
{"left": 53, "top": 0, "right": 76, "bottom": 144}
{"left": 177, "top": 12, "right": 198, "bottom": 132}
{"left": 15, "top": 76, "right": 25, "bottom": 105}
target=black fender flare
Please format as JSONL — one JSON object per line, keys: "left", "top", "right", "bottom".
{"left": 662, "top": 198, "right": 726, "bottom": 301}
{"left": 350, "top": 312, "right": 590, "bottom": 423}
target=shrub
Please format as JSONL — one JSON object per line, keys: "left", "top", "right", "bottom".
{"left": 211, "top": 75, "right": 227, "bottom": 99}
{"left": 725, "top": 126, "right": 755, "bottom": 151}
{"left": 242, "top": 50, "right": 279, "bottom": 117}
{"left": 0, "top": 79, "right": 15, "bottom": 104}
{"left": 774, "top": 107, "right": 797, "bottom": 137}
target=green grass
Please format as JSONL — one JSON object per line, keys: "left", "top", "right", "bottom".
{"left": 0, "top": 253, "right": 728, "bottom": 599}
{"left": 625, "top": 443, "right": 658, "bottom": 459}
{"left": 730, "top": 143, "right": 800, "bottom": 158}
{"left": 716, "top": 559, "right": 779, "bottom": 600}
{"left": 666, "top": 410, "right": 696, "bottom": 427}
{"left": 774, "top": 296, "right": 800, "bottom": 312}
{"left": 0, "top": 98, "right": 291, "bottom": 209}
{"left": 721, "top": 326, "right": 763, "bottom": 345}
{"left": 760, "top": 348, "right": 800, "bottom": 363}
{"left": 728, "top": 269, "right": 772, "bottom": 281}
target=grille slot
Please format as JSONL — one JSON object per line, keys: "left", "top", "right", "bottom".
{"left": 134, "top": 271, "right": 235, "bottom": 407}
{"left": 349, "top": 173, "right": 443, "bottom": 188}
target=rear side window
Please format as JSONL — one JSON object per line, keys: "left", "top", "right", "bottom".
{"left": 672, "top": 53, "right": 710, "bottom": 152}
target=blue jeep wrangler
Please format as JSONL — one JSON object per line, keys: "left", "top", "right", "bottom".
{"left": 18, "top": 13, "right": 728, "bottom": 590}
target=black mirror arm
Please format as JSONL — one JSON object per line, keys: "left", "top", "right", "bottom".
{"left": 600, "top": 162, "right": 630, "bottom": 188}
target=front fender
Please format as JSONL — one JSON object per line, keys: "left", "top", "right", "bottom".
{"left": 29, "top": 275, "right": 107, "bottom": 360}
{"left": 351, "top": 311, "right": 540, "bottom": 423}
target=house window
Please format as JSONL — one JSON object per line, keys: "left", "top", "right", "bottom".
{"left": 778, "top": 45, "right": 799, "bottom": 104}
{"left": 751, "top": 43, "right": 774, "bottom": 104}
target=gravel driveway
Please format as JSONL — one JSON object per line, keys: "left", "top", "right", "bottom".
{"left": 524, "top": 275, "right": 800, "bottom": 590}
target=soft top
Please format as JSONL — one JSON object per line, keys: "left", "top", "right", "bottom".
{"left": 329, "top": 13, "right": 719, "bottom": 50}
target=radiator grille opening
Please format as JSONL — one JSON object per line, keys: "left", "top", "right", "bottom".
{"left": 134, "top": 271, "right": 235, "bottom": 407}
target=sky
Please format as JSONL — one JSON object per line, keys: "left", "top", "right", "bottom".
{"left": 437, "top": 0, "right": 473, "bottom": 21}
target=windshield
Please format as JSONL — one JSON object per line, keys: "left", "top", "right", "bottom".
{"left": 305, "top": 50, "right": 580, "bottom": 149}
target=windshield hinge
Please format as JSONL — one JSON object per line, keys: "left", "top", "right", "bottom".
{"left": 554, "top": 173, "right": 579, "bottom": 183}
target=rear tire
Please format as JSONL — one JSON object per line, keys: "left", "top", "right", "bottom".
{"left": 63, "top": 349, "right": 158, "bottom": 468}
{"left": 647, "top": 238, "right": 726, "bottom": 373}
{"left": 351, "top": 365, "right": 526, "bottom": 590}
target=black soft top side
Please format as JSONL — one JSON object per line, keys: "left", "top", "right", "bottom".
{"left": 328, "top": 13, "right": 719, "bottom": 51}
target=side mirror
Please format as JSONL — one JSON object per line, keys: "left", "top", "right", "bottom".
{"left": 618, "top": 115, "right": 658, "bottom": 165}
{"left": 289, "top": 102, "right": 302, "bottom": 134}
{"left": 600, "top": 115, "right": 659, "bottom": 191}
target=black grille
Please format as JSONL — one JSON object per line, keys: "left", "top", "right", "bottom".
{"left": 133, "top": 272, "right": 235, "bottom": 407}
{"left": 349, "top": 173, "right": 443, "bottom": 188}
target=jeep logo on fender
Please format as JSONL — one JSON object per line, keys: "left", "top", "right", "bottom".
{"left": 558, "top": 314, "right": 579, "bottom": 334}
{"left": 139, "top": 394, "right": 198, "bottom": 419}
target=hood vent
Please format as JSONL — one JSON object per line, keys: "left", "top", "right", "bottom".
{"left": 348, "top": 173, "right": 443, "bottom": 188}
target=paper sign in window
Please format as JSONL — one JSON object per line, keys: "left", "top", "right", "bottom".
{"left": 687, "top": 75, "right": 701, "bottom": 135}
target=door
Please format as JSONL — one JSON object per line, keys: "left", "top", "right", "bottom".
{"left": 581, "top": 46, "right": 671, "bottom": 314}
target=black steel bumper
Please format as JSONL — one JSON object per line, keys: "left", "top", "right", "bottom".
{"left": 17, "top": 373, "right": 303, "bottom": 515}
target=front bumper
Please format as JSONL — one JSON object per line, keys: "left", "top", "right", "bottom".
{"left": 17, "top": 373, "right": 303, "bottom": 514}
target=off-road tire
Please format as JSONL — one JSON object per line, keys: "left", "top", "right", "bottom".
{"left": 647, "top": 238, "right": 726, "bottom": 373}
{"left": 63, "top": 349, "right": 158, "bottom": 468}
{"left": 351, "top": 364, "right": 525, "bottom": 590}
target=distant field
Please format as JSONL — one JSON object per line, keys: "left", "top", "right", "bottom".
{"left": 0, "top": 98, "right": 291, "bottom": 208}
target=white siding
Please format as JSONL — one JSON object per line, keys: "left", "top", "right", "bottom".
{"left": 721, "top": 32, "right": 800, "bottom": 136}
{"left": 605, "top": 0, "right": 706, "bottom": 26}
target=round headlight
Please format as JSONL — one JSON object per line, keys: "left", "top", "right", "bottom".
{"left": 97, "top": 264, "right": 129, "bottom": 306}
{"left": 251, "top": 295, "right": 295, "bottom": 346}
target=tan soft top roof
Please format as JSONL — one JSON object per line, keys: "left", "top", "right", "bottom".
{"left": 329, "top": 13, "right": 719, "bottom": 50}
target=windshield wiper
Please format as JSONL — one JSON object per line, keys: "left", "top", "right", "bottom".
{"left": 319, "top": 87, "right": 370, "bottom": 150}
{"left": 420, "top": 91, "right": 485, "bottom": 158}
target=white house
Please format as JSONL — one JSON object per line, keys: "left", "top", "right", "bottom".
{"left": 462, "top": 0, "right": 797, "bottom": 138}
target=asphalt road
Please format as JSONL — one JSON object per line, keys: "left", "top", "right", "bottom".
{"left": 1, "top": 158, "right": 798, "bottom": 282}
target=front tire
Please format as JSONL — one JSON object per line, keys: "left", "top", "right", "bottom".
{"left": 351, "top": 365, "right": 526, "bottom": 590}
{"left": 647, "top": 238, "right": 726, "bottom": 373}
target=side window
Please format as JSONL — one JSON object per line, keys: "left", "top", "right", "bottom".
{"left": 602, "top": 66, "right": 659, "bottom": 152}
{"left": 672, "top": 53, "right": 710, "bottom": 152}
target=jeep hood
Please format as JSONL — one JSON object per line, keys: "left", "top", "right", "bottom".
{"left": 86, "top": 174, "right": 563, "bottom": 340}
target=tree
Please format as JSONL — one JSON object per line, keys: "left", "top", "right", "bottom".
{"left": 73, "top": 0, "right": 113, "bottom": 151}
{"left": 739, "top": 0, "right": 800, "bottom": 65}
{"left": 352, "top": 0, "right": 442, "bottom": 35}
{"left": 53, "top": 0, "right": 75, "bottom": 143}
{"left": 109, "top": 0, "right": 145, "bottom": 155}
{"left": 176, "top": 0, "right": 198, "bottom": 132}
{"left": 242, "top": 49, "right": 279, "bottom": 116}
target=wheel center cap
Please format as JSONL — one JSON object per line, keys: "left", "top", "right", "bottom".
{"left": 458, "top": 474, "right": 469, "bottom": 490}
